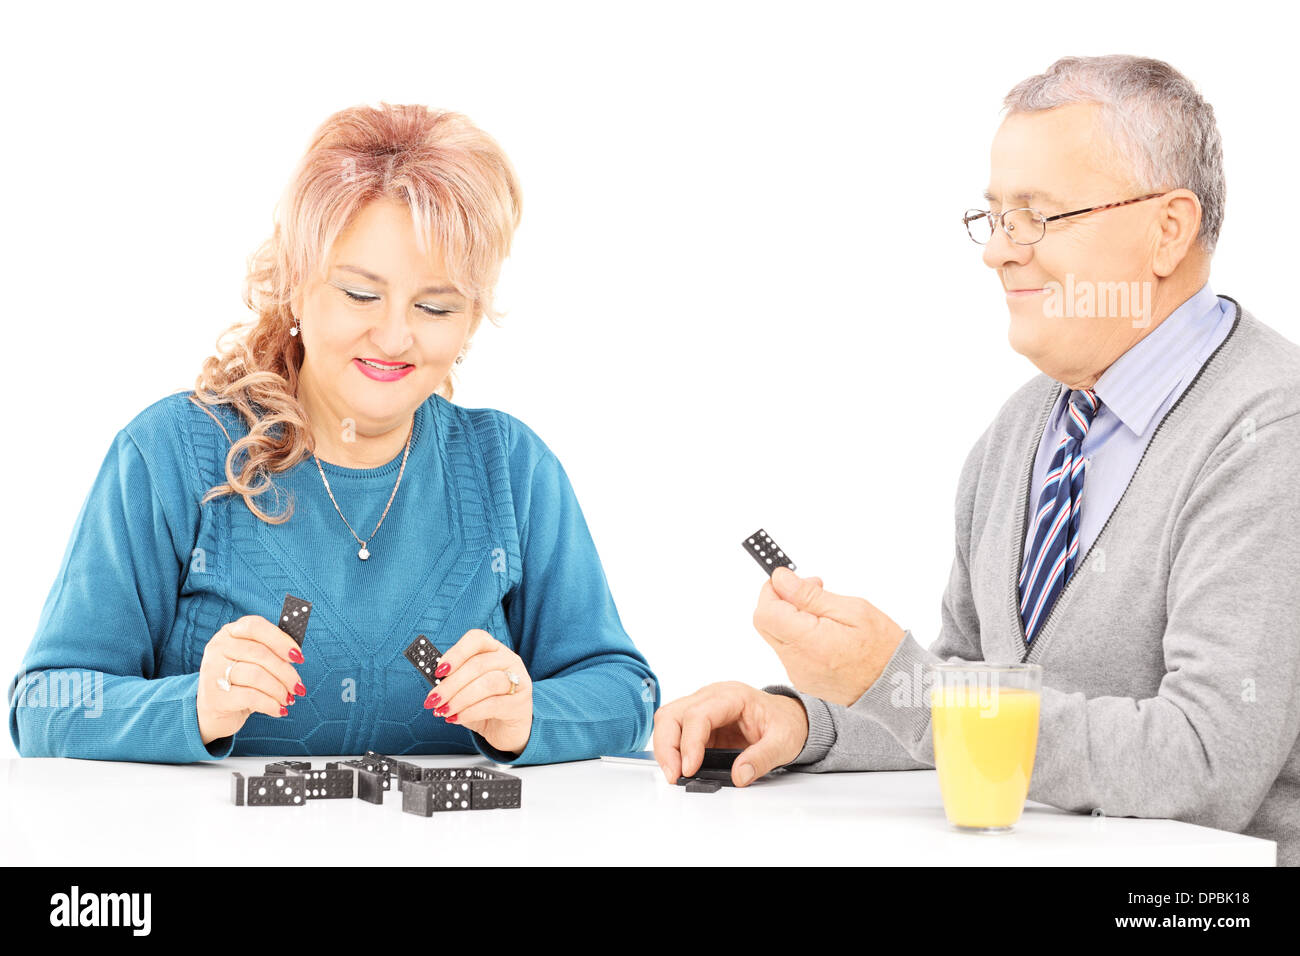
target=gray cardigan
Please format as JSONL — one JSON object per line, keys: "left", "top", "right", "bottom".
{"left": 767, "top": 298, "right": 1300, "bottom": 866}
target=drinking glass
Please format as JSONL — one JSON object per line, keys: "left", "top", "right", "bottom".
{"left": 930, "top": 662, "right": 1042, "bottom": 832}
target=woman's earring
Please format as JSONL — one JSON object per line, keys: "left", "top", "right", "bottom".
{"left": 454, "top": 352, "right": 464, "bottom": 365}
{"left": 289, "top": 315, "right": 300, "bottom": 337}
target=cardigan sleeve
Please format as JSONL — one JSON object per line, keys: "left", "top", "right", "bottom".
{"left": 7, "top": 399, "right": 226, "bottom": 763}
{"left": 764, "top": 421, "right": 992, "bottom": 771}
{"left": 470, "top": 413, "right": 659, "bottom": 766}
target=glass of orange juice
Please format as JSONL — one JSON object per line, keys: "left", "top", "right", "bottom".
{"left": 929, "top": 662, "right": 1042, "bottom": 832}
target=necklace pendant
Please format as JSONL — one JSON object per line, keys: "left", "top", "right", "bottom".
{"left": 358, "top": 546, "right": 370, "bottom": 561}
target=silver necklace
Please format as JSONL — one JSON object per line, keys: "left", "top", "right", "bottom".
{"left": 312, "top": 420, "right": 413, "bottom": 560}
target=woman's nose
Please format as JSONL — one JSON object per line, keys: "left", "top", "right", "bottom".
{"left": 371, "top": 305, "right": 415, "bottom": 355}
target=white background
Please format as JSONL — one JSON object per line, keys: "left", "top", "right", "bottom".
{"left": 2, "top": 1, "right": 1296, "bottom": 758}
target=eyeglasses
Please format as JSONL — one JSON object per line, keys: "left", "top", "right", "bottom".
{"left": 962, "top": 192, "right": 1170, "bottom": 245}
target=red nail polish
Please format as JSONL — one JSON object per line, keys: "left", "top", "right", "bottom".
{"left": 279, "top": 706, "right": 288, "bottom": 716}
{"left": 435, "top": 704, "right": 449, "bottom": 716}
{"left": 434, "top": 661, "right": 451, "bottom": 678}
{"left": 423, "top": 697, "right": 436, "bottom": 709}
{"left": 447, "top": 713, "right": 458, "bottom": 723}
{"left": 285, "top": 693, "right": 294, "bottom": 705}
{"left": 289, "top": 648, "right": 305, "bottom": 664}
{"left": 294, "top": 682, "right": 307, "bottom": 696}
{"left": 427, "top": 693, "right": 441, "bottom": 707}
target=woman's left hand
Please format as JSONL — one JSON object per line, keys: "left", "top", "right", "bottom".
{"left": 424, "top": 628, "right": 533, "bottom": 756}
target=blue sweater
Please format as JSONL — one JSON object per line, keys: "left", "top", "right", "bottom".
{"left": 7, "top": 390, "right": 658, "bottom": 765}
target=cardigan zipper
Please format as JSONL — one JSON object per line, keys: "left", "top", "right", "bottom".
{"left": 1012, "top": 298, "right": 1244, "bottom": 663}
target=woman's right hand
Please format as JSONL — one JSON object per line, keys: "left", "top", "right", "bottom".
{"left": 196, "top": 615, "right": 306, "bottom": 745}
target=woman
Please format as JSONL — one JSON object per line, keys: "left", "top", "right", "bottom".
{"left": 7, "top": 103, "right": 657, "bottom": 765}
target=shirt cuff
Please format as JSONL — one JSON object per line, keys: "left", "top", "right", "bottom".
{"left": 762, "top": 684, "right": 836, "bottom": 766}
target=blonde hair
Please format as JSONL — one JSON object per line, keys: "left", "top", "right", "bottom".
{"left": 190, "top": 102, "right": 523, "bottom": 524}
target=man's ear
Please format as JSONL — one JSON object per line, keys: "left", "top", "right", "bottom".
{"left": 1152, "top": 188, "right": 1203, "bottom": 278}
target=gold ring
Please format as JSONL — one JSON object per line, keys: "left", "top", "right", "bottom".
{"left": 505, "top": 670, "right": 520, "bottom": 695}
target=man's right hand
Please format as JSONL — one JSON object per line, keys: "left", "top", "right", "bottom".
{"left": 652, "top": 681, "right": 810, "bottom": 787}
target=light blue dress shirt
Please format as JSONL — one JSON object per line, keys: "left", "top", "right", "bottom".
{"left": 1023, "top": 282, "right": 1237, "bottom": 568}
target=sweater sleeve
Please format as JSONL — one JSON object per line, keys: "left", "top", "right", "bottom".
{"left": 7, "top": 406, "right": 226, "bottom": 763}
{"left": 470, "top": 415, "right": 659, "bottom": 766}
{"left": 765, "top": 423, "right": 991, "bottom": 771}
{"left": 793, "top": 412, "right": 1300, "bottom": 834}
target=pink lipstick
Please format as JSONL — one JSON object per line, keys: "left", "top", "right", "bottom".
{"left": 353, "top": 357, "right": 414, "bottom": 382}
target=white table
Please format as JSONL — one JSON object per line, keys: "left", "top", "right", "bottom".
{"left": 0, "top": 755, "right": 1276, "bottom": 865}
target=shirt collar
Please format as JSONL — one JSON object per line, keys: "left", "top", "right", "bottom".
{"left": 1052, "top": 281, "right": 1222, "bottom": 440}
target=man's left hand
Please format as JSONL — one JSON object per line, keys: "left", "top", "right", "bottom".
{"left": 753, "top": 567, "right": 908, "bottom": 707}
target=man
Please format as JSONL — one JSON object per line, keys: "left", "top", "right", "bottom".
{"left": 653, "top": 55, "right": 1300, "bottom": 866}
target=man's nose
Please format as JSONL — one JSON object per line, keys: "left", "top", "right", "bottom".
{"left": 982, "top": 221, "right": 1033, "bottom": 271}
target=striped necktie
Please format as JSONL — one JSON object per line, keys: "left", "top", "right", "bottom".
{"left": 1019, "top": 387, "right": 1101, "bottom": 644}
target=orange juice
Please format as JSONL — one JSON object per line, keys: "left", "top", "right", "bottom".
{"left": 930, "top": 685, "right": 1040, "bottom": 829}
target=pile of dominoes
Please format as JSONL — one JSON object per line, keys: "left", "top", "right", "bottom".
{"left": 231, "top": 751, "right": 523, "bottom": 815}
{"left": 227, "top": 594, "right": 521, "bottom": 816}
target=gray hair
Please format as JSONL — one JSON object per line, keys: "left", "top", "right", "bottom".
{"left": 1002, "top": 55, "right": 1225, "bottom": 255}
